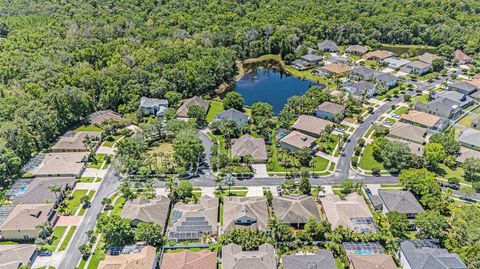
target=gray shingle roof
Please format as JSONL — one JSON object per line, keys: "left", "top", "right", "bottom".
{"left": 272, "top": 194, "right": 320, "bottom": 224}
{"left": 140, "top": 96, "right": 168, "bottom": 108}
{"left": 120, "top": 196, "right": 170, "bottom": 226}
{"left": 0, "top": 244, "right": 36, "bottom": 269}
{"left": 378, "top": 190, "right": 423, "bottom": 215}
{"left": 176, "top": 96, "right": 210, "bottom": 118}
{"left": 301, "top": 54, "right": 323, "bottom": 62}
{"left": 223, "top": 197, "right": 269, "bottom": 232}
{"left": 222, "top": 243, "right": 276, "bottom": 269}
{"left": 215, "top": 108, "right": 248, "bottom": 123}
{"left": 317, "top": 40, "right": 339, "bottom": 52}
{"left": 282, "top": 250, "right": 336, "bottom": 269}
{"left": 351, "top": 81, "right": 376, "bottom": 90}
{"left": 459, "top": 128, "right": 480, "bottom": 148}
{"left": 231, "top": 134, "right": 268, "bottom": 162}
{"left": 400, "top": 240, "right": 467, "bottom": 269}
{"left": 376, "top": 73, "right": 397, "bottom": 83}
{"left": 345, "top": 45, "right": 368, "bottom": 54}
{"left": 449, "top": 81, "right": 477, "bottom": 94}
{"left": 351, "top": 66, "right": 374, "bottom": 77}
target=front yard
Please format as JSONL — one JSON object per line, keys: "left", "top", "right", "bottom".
{"left": 410, "top": 94, "right": 430, "bottom": 104}
{"left": 206, "top": 100, "right": 224, "bottom": 122}
{"left": 267, "top": 146, "right": 329, "bottom": 172}
{"left": 358, "top": 144, "right": 385, "bottom": 171}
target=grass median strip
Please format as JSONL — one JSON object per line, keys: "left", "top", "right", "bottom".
{"left": 59, "top": 226, "right": 77, "bottom": 251}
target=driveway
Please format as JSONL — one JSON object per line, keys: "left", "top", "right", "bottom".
{"left": 55, "top": 216, "right": 83, "bottom": 226}
{"left": 96, "top": 146, "right": 115, "bottom": 155}
{"left": 81, "top": 168, "right": 107, "bottom": 179}
{"left": 246, "top": 186, "right": 264, "bottom": 197}
{"left": 252, "top": 163, "right": 269, "bottom": 178}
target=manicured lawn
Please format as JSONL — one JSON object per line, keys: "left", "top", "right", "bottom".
{"left": 89, "top": 154, "right": 106, "bottom": 169}
{"left": 316, "top": 135, "right": 339, "bottom": 155}
{"left": 103, "top": 135, "right": 122, "bottom": 147}
{"left": 219, "top": 203, "right": 224, "bottom": 225}
{"left": 435, "top": 164, "right": 465, "bottom": 182}
{"left": 214, "top": 190, "right": 248, "bottom": 197}
{"left": 365, "top": 127, "right": 375, "bottom": 138}
{"left": 393, "top": 106, "right": 409, "bottom": 115}
{"left": 79, "top": 177, "right": 95, "bottom": 183}
{"left": 457, "top": 114, "right": 477, "bottom": 128}
{"left": 76, "top": 125, "right": 102, "bottom": 132}
{"left": 66, "top": 190, "right": 88, "bottom": 214}
{"left": 472, "top": 107, "right": 480, "bottom": 114}
{"left": 111, "top": 196, "right": 126, "bottom": 216}
{"left": 206, "top": 100, "right": 224, "bottom": 122}
{"left": 267, "top": 146, "right": 329, "bottom": 172}
{"left": 87, "top": 237, "right": 106, "bottom": 269}
{"left": 59, "top": 226, "right": 77, "bottom": 251}
{"left": 410, "top": 94, "right": 430, "bottom": 104}
{"left": 359, "top": 144, "right": 385, "bottom": 171}
{"left": 44, "top": 226, "right": 67, "bottom": 251}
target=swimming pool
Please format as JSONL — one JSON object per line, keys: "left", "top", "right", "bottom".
{"left": 355, "top": 250, "right": 375, "bottom": 255}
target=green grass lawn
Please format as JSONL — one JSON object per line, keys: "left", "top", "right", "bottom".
{"left": 457, "top": 114, "right": 477, "bottom": 128}
{"left": 472, "top": 107, "right": 480, "bottom": 114}
{"left": 79, "top": 177, "right": 95, "bottom": 183}
{"left": 219, "top": 203, "right": 224, "bottom": 226}
{"left": 359, "top": 144, "right": 385, "bottom": 171}
{"left": 76, "top": 125, "right": 102, "bottom": 132}
{"left": 111, "top": 196, "right": 126, "bottom": 216}
{"left": 410, "top": 94, "right": 430, "bottom": 104}
{"left": 87, "top": 237, "right": 106, "bottom": 269}
{"left": 393, "top": 106, "right": 409, "bottom": 115}
{"left": 206, "top": 100, "right": 224, "bottom": 122}
{"left": 214, "top": 190, "right": 248, "bottom": 197}
{"left": 317, "top": 135, "right": 339, "bottom": 155}
{"left": 59, "top": 226, "right": 77, "bottom": 251}
{"left": 365, "top": 127, "right": 375, "bottom": 138}
{"left": 44, "top": 226, "right": 67, "bottom": 251}
{"left": 89, "top": 154, "right": 106, "bottom": 169}
{"left": 66, "top": 190, "right": 88, "bottom": 214}
{"left": 103, "top": 135, "right": 122, "bottom": 147}
{"left": 435, "top": 164, "right": 465, "bottom": 182}
{"left": 267, "top": 148, "right": 329, "bottom": 172}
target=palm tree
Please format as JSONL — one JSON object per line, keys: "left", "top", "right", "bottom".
{"left": 222, "top": 173, "right": 236, "bottom": 195}
{"left": 48, "top": 184, "right": 62, "bottom": 201}
{"left": 267, "top": 217, "right": 282, "bottom": 241}
{"left": 36, "top": 222, "right": 53, "bottom": 239}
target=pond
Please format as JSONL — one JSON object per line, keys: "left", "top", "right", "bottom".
{"left": 234, "top": 62, "right": 318, "bottom": 114}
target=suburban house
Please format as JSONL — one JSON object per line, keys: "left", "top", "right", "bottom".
{"left": 382, "top": 57, "right": 410, "bottom": 69}
{"left": 222, "top": 243, "right": 276, "bottom": 269}
{"left": 328, "top": 56, "right": 350, "bottom": 65}
{"left": 176, "top": 96, "right": 210, "bottom": 118}
{"left": 467, "top": 78, "right": 480, "bottom": 88}
{"left": 0, "top": 244, "right": 37, "bottom": 269}
{"left": 214, "top": 108, "right": 249, "bottom": 127}
{"left": 315, "top": 101, "right": 346, "bottom": 122}
{"left": 454, "top": 49, "right": 474, "bottom": 65}
{"left": 402, "top": 61, "right": 432, "bottom": 75}
{"left": 347, "top": 254, "right": 397, "bottom": 269}
{"left": 375, "top": 73, "right": 398, "bottom": 89}
{"left": 345, "top": 45, "right": 368, "bottom": 55}
{"left": 458, "top": 128, "right": 480, "bottom": 150}
{"left": 26, "top": 152, "right": 87, "bottom": 178}
{"left": 350, "top": 66, "right": 375, "bottom": 79}
{"left": 400, "top": 110, "right": 443, "bottom": 130}
{"left": 98, "top": 245, "right": 157, "bottom": 269}
{"left": 292, "top": 115, "right": 334, "bottom": 138}
{"left": 8, "top": 177, "right": 76, "bottom": 205}
{"left": 161, "top": 249, "right": 217, "bottom": 269}
{"left": 378, "top": 190, "right": 424, "bottom": 229}
{"left": 387, "top": 136, "right": 424, "bottom": 156}
{"left": 362, "top": 50, "right": 393, "bottom": 61}
{"left": 0, "top": 204, "right": 57, "bottom": 240}
{"left": 231, "top": 134, "right": 268, "bottom": 163}
{"left": 344, "top": 81, "right": 377, "bottom": 98}
{"left": 88, "top": 110, "right": 122, "bottom": 126}
{"left": 447, "top": 81, "right": 477, "bottom": 95}
{"left": 433, "top": 91, "right": 473, "bottom": 108}
{"left": 222, "top": 196, "right": 269, "bottom": 232}
{"left": 51, "top": 131, "right": 102, "bottom": 152}
{"left": 282, "top": 250, "right": 336, "bottom": 269}
{"left": 292, "top": 54, "right": 324, "bottom": 69}
{"left": 139, "top": 96, "right": 168, "bottom": 116}
{"left": 168, "top": 196, "right": 218, "bottom": 241}
{"left": 415, "top": 98, "right": 462, "bottom": 119}
{"left": 314, "top": 63, "right": 351, "bottom": 77}
{"left": 417, "top": 52, "right": 441, "bottom": 65}
{"left": 319, "top": 193, "right": 377, "bottom": 233}
{"left": 272, "top": 194, "right": 320, "bottom": 227}
{"left": 398, "top": 240, "right": 467, "bottom": 269}
{"left": 317, "top": 40, "right": 339, "bottom": 52}
{"left": 472, "top": 116, "right": 480, "bottom": 129}
{"left": 456, "top": 147, "right": 480, "bottom": 163}
{"left": 278, "top": 130, "right": 316, "bottom": 153}
{"left": 387, "top": 122, "right": 428, "bottom": 145}
{"left": 120, "top": 196, "right": 170, "bottom": 227}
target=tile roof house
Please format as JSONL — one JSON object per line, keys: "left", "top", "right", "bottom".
{"left": 88, "top": 110, "right": 123, "bottom": 126}
{"left": 272, "top": 194, "right": 320, "bottom": 227}
{"left": 0, "top": 244, "right": 37, "bottom": 269}
{"left": 51, "top": 131, "right": 102, "bottom": 152}
{"left": 447, "top": 81, "right": 477, "bottom": 95}
{"left": 402, "top": 61, "right": 432, "bottom": 75}
{"left": 231, "top": 134, "right": 268, "bottom": 162}
{"left": 362, "top": 50, "right": 393, "bottom": 61}
{"left": 215, "top": 108, "right": 249, "bottom": 127}
{"left": 347, "top": 254, "right": 397, "bottom": 269}
{"left": 400, "top": 110, "right": 442, "bottom": 130}
{"left": 378, "top": 190, "right": 423, "bottom": 219}
{"left": 176, "top": 96, "right": 210, "bottom": 118}
{"left": 282, "top": 250, "right": 336, "bottom": 269}
{"left": 399, "top": 240, "right": 467, "bottom": 269}
{"left": 314, "top": 64, "right": 351, "bottom": 77}
{"left": 315, "top": 101, "right": 346, "bottom": 122}
{"left": 415, "top": 98, "right": 462, "bottom": 119}
{"left": 139, "top": 96, "right": 168, "bottom": 116}
{"left": 168, "top": 196, "right": 218, "bottom": 241}
{"left": 222, "top": 243, "right": 276, "bottom": 269}
{"left": 387, "top": 122, "right": 427, "bottom": 144}
{"left": 9, "top": 177, "right": 76, "bottom": 205}
{"left": 317, "top": 40, "right": 339, "bottom": 52}
{"left": 161, "top": 249, "right": 217, "bottom": 269}
{"left": 350, "top": 66, "right": 375, "bottom": 79}
{"left": 0, "top": 204, "right": 57, "bottom": 240}
{"left": 458, "top": 128, "right": 480, "bottom": 150}
{"left": 345, "top": 45, "right": 368, "bottom": 55}
{"left": 223, "top": 196, "right": 269, "bottom": 232}
{"left": 98, "top": 245, "right": 157, "bottom": 269}
{"left": 319, "top": 193, "right": 376, "bottom": 233}
{"left": 454, "top": 49, "right": 474, "bottom": 65}
{"left": 417, "top": 52, "right": 441, "bottom": 65}
{"left": 456, "top": 147, "right": 480, "bottom": 163}
{"left": 278, "top": 131, "right": 316, "bottom": 153}
{"left": 121, "top": 196, "right": 170, "bottom": 227}
{"left": 30, "top": 152, "right": 87, "bottom": 178}
{"left": 382, "top": 57, "right": 410, "bottom": 69}
{"left": 292, "top": 115, "right": 334, "bottom": 138}
{"left": 344, "top": 81, "right": 377, "bottom": 98}
{"left": 375, "top": 73, "right": 398, "bottom": 89}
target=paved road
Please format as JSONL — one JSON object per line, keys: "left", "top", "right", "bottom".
{"left": 58, "top": 166, "right": 120, "bottom": 269}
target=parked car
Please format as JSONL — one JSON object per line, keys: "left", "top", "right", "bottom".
{"left": 38, "top": 250, "right": 52, "bottom": 256}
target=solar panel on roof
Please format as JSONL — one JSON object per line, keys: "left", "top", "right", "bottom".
{"left": 0, "top": 206, "right": 15, "bottom": 225}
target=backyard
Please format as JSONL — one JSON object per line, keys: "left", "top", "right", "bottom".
{"left": 206, "top": 100, "right": 224, "bottom": 122}
{"left": 410, "top": 94, "right": 430, "bottom": 104}
{"left": 393, "top": 106, "right": 409, "bottom": 115}
{"left": 457, "top": 114, "right": 477, "bottom": 128}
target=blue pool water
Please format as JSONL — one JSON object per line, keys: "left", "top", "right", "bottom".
{"left": 234, "top": 66, "right": 318, "bottom": 114}
{"left": 355, "top": 250, "right": 375, "bottom": 255}
{"left": 14, "top": 185, "right": 27, "bottom": 197}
